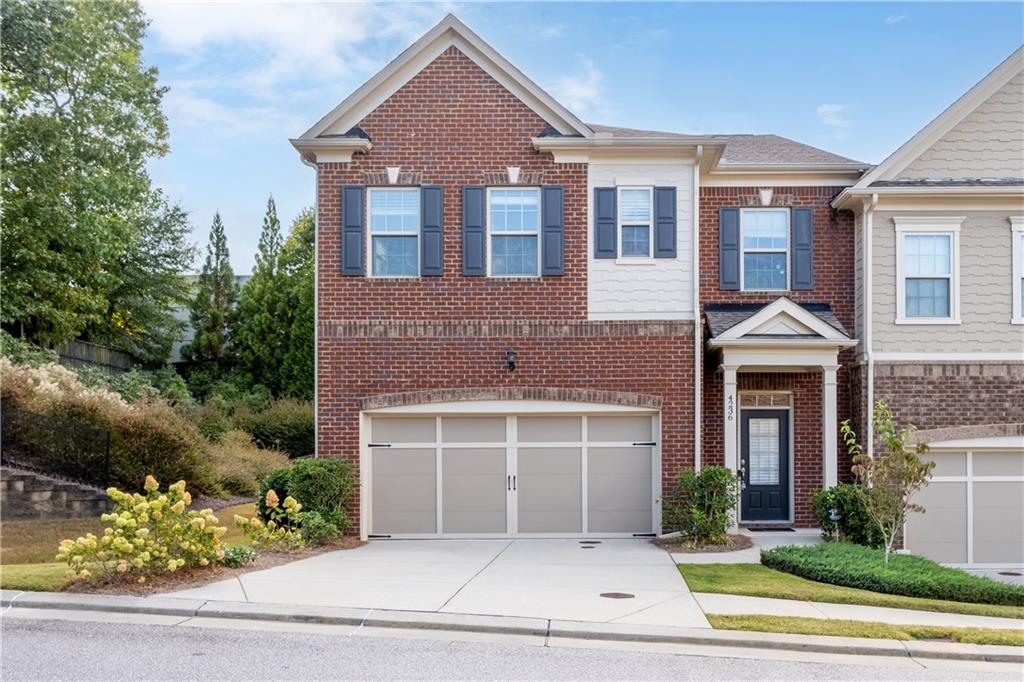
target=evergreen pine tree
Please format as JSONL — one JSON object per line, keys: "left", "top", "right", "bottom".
{"left": 279, "top": 209, "right": 315, "bottom": 399}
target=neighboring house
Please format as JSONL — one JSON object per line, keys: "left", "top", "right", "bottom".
{"left": 291, "top": 15, "right": 1022, "bottom": 565}
{"left": 834, "top": 47, "right": 1024, "bottom": 569}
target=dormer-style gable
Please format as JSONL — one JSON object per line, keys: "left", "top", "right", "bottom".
{"left": 291, "top": 14, "right": 593, "bottom": 163}
{"left": 706, "top": 298, "right": 856, "bottom": 348}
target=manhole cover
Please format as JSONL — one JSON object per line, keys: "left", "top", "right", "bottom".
{"left": 998, "top": 571, "right": 1022, "bottom": 577}
{"left": 600, "top": 592, "right": 635, "bottom": 599}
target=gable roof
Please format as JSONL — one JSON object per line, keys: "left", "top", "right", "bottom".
{"left": 849, "top": 46, "right": 1024, "bottom": 190}
{"left": 705, "top": 300, "right": 850, "bottom": 341}
{"left": 295, "top": 14, "right": 593, "bottom": 144}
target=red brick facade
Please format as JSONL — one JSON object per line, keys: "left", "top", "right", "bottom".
{"left": 699, "top": 187, "right": 858, "bottom": 526}
{"left": 315, "top": 47, "right": 695, "bottom": 533}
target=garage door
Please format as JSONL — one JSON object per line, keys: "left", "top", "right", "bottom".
{"left": 905, "top": 448, "right": 1024, "bottom": 567}
{"left": 367, "top": 413, "right": 657, "bottom": 538}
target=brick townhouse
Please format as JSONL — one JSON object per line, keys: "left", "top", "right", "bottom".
{"left": 292, "top": 15, "right": 1024, "bottom": 567}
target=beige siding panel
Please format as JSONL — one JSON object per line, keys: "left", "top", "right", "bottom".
{"left": 873, "top": 211, "right": 1024, "bottom": 352}
{"left": 973, "top": 480, "right": 1024, "bottom": 564}
{"left": 928, "top": 452, "right": 967, "bottom": 477}
{"left": 441, "top": 448, "right": 506, "bottom": 533}
{"left": 588, "top": 446, "right": 653, "bottom": 533}
{"left": 900, "top": 73, "right": 1024, "bottom": 181}
{"left": 372, "top": 417, "right": 436, "bottom": 444}
{"left": 518, "top": 416, "right": 582, "bottom": 443}
{"left": 372, "top": 448, "right": 436, "bottom": 534}
{"left": 517, "top": 447, "right": 582, "bottom": 533}
{"left": 973, "top": 451, "right": 1024, "bottom": 477}
{"left": 441, "top": 417, "right": 506, "bottom": 443}
{"left": 588, "top": 416, "right": 652, "bottom": 443}
{"left": 906, "top": 482, "right": 967, "bottom": 563}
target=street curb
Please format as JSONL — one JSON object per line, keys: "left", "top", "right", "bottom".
{"left": 2, "top": 590, "right": 1021, "bottom": 664}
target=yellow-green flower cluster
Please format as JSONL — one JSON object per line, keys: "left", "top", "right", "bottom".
{"left": 57, "top": 475, "right": 227, "bottom": 583}
{"left": 234, "top": 489, "right": 305, "bottom": 552}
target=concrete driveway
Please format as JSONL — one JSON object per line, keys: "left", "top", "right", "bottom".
{"left": 167, "top": 539, "right": 710, "bottom": 628}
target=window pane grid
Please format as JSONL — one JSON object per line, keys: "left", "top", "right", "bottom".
{"left": 906, "top": 277, "right": 951, "bottom": 318}
{"left": 741, "top": 209, "right": 789, "bottom": 290}
{"left": 903, "top": 234, "right": 951, "bottom": 276}
{"left": 489, "top": 188, "right": 540, "bottom": 276}
{"left": 748, "top": 418, "right": 780, "bottom": 486}
{"left": 619, "top": 188, "right": 651, "bottom": 223}
{"left": 621, "top": 225, "right": 650, "bottom": 257}
{"left": 489, "top": 189, "right": 539, "bottom": 234}
{"left": 369, "top": 189, "right": 420, "bottom": 276}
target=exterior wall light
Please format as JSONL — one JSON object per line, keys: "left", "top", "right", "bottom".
{"left": 505, "top": 347, "right": 518, "bottom": 372}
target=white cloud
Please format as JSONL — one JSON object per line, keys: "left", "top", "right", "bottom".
{"left": 536, "top": 24, "right": 564, "bottom": 40}
{"left": 884, "top": 15, "right": 908, "bottom": 24}
{"left": 550, "top": 54, "right": 606, "bottom": 118}
{"left": 163, "top": 87, "right": 306, "bottom": 138}
{"left": 816, "top": 103, "right": 850, "bottom": 128}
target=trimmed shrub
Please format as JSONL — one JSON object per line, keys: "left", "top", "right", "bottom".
{"left": 257, "top": 468, "right": 294, "bottom": 523}
{"left": 301, "top": 511, "right": 340, "bottom": 545}
{"left": 234, "top": 490, "right": 305, "bottom": 551}
{"left": 195, "top": 401, "right": 233, "bottom": 442}
{"left": 206, "top": 430, "right": 290, "bottom": 496}
{"left": 811, "top": 484, "right": 884, "bottom": 547}
{"left": 257, "top": 459, "right": 355, "bottom": 533}
{"left": 761, "top": 542, "right": 1024, "bottom": 606}
{"left": 222, "top": 545, "right": 257, "bottom": 568}
{"left": 236, "top": 398, "right": 314, "bottom": 458}
{"left": 662, "top": 466, "right": 739, "bottom": 546}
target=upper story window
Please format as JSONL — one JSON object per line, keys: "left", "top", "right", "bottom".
{"left": 741, "top": 208, "right": 789, "bottom": 291}
{"left": 894, "top": 217, "right": 962, "bottom": 324}
{"left": 369, "top": 188, "right": 419, "bottom": 277}
{"left": 1012, "top": 217, "right": 1024, "bottom": 324}
{"left": 618, "top": 187, "right": 653, "bottom": 258}
{"left": 488, "top": 187, "right": 539, "bottom": 277}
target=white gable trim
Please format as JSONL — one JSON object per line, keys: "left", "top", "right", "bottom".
{"left": 851, "top": 47, "right": 1024, "bottom": 189}
{"left": 297, "top": 14, "right": 592, "bottom": 142}
{"left": 715, "top": 297, "right": 849, "bottom": 341}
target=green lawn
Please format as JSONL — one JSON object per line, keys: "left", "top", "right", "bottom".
{"left": 708, "top": 614, "right": 1024, "bottom": 647}
{"left": 680, "top": 564, "right": 1024, "bottom": 620}
{"left": 0, "top": 503, "right": 257, "bottom": 592}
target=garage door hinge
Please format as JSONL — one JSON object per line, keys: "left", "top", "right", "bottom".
{"left": 632, "top": 533, "right": 657, "bottom": 538}
{"left": 632, "top": 441, "right": 656, "bottom": 447}
{"left": 368, "top": 534, "right": 392, "bottom": 539}
{"left": 368, "top": 443, "right": 391, "bottom": 448}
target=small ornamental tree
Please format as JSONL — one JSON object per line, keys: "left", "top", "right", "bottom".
{"left": 839, "top": 402, "right": 935, "bottom": 564}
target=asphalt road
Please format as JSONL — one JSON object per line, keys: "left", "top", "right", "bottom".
{"left": 1, "top": 617, "right": 1018, "bottom": 681}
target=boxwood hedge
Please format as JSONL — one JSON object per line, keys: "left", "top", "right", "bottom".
{"left": 761, "top": 542, "right": 1024, "bottom": 607}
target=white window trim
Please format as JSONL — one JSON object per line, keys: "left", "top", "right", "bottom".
{"left": 366, "top": 187, "right": 420, "bottom": 278}
{"left": 740, "top": 207, "right": 790, "bottom": 292}
{"left": 894, "top": 217, "right": 963, "bottom": 325}
{"left": 616, "top": 186, "right": 654, "bottom": 262}
{"left": 485, "top": 186, "right": 542, "bottom": 278}
{"left": 1011, "top": 217, "right": 1024, "bottom": 325}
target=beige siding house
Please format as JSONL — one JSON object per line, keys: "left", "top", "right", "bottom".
{"left": 834, "top": 46, "right": 1024, "bottom": 569}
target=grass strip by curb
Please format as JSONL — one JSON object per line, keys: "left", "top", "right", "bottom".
{"left": 679, "top": 564, "right": 1024, "bottom": 620}
{"left": 707, "top": 614, "right": 1024, "bottom": 647}
{"left": 0, "top": 563, "right": 69, "bottom": 592}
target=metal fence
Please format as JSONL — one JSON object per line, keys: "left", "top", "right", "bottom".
{"left": 0, "top": 402, "right": 111, "bottom": 487}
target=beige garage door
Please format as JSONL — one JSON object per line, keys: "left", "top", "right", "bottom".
{"left": 905, "top": 449, "right": 1024, "bottom": 567}
{"left": 368, "top": 413, "right": 656, "bottom": 538}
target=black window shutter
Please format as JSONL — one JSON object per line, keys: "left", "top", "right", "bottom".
{"left": 719, "top": 207, "right": 741, "bottom": 290}
{"left": 791, "top": 207, "right": 814, "bottom": 290}
{"left": 653, "top": 186, "right": 677, "bottom": 258}
{"left": 541, "top": 185, "right": 565, "bottom": 275}
{"left": 594, "top": 187, "right": 617, "bottom": 258}
{"left": 341, "top": 186, "right": 365, "bottom": 276}
{"left": 420, "top": 186, "right": 444, "bottom": 276}
{"left": 462, "top": 186, "right": 486, "bottom": 276}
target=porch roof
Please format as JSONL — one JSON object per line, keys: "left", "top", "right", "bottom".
{"left": 705, "top": 301, "right": 849, "bottom": 339}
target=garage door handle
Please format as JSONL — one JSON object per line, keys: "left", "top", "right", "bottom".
{"left": 513, "top": 475, "right": 516, "bottom": 491}
{"left": 507, "top": 475, "right": 511, "bottom": 491}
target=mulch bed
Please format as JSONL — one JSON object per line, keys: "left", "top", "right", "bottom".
{"left": 63, "top": 537, "right": 364, "bottom": 596}
{"left": 652, "top": 533, "right": 754, "bottom": 554}
{"left": 191, "top": 495, "right": 257, "bottom": 512}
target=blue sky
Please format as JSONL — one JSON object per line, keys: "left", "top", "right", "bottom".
{"left": 141, "top": 2, "right": 1023, "bottom": 272}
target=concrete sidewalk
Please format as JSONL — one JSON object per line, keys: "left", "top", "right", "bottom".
{"left": 693, "top": 592, "right": 1024, "bottom": 630}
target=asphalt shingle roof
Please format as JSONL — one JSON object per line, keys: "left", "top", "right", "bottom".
{"left": 704, "top": 302, "right": 850, "bottom": 338}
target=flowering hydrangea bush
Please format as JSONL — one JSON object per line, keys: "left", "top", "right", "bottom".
{"left": 234, "top": 489, "right": 305, "bottom": 552}
{"left": 57, "top": 476, "right": 226, "bottom": 583}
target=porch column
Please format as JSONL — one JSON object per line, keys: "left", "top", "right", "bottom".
{"left": 723, "top": 365, "right": 738, "bottom": 473}
{"left": 822, "top": 364, "right": 839, "bottom": 488}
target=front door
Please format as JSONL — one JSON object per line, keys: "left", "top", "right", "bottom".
{"left": 740, "top": 409, "right": 789, "bottom": 522}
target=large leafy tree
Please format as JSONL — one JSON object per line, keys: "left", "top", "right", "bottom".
{"left": 1, "top": 0, "right": 192, "bottom": 360}
{"left": 182, "top": 212, "right": 237, "bottom": 372}
{"left": 232, "top": 196, "right": 288, "bottom": 393}
{"left": 278, "top": 209, "right": 315, "bottom": 399}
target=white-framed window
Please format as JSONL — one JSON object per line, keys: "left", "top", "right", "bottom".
{"left": 617, "top": 187, "right": 653, "bottom": 259}
{"left": 894, "top": 216, "right": 963, "bottom": 324}
{"left": 1012, "top": 217, "right": 1024, "bottom": 324}
{"left": 487, "top": 187, "right": 540, "bottom": 277}
{"left": 741, "top": 208, "right": 789, "bottom": 291}
{"left": 368, "top": 187, "right": 420, "bottom": 277}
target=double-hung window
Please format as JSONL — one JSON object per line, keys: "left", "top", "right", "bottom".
{"left": 488, "top": 187, "right": 540, "bottom": 276}
{"left": 895, "top": 217, "right": 961, "bottom": 323}
{"left": 618, "top": 187, "right": 653, "bottom": 258}
{"left": 741, "top": 208, "right": 789, "bottom": 290}
{"left": 1012, "top": 217, "right": 1024, "bottom": 324}
{"left": 369, "top": 188, "right": 420, "bottom": 277}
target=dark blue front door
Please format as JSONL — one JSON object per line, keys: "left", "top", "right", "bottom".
{"left": 740, "top": 409, "right": 789, "bottom": 522}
